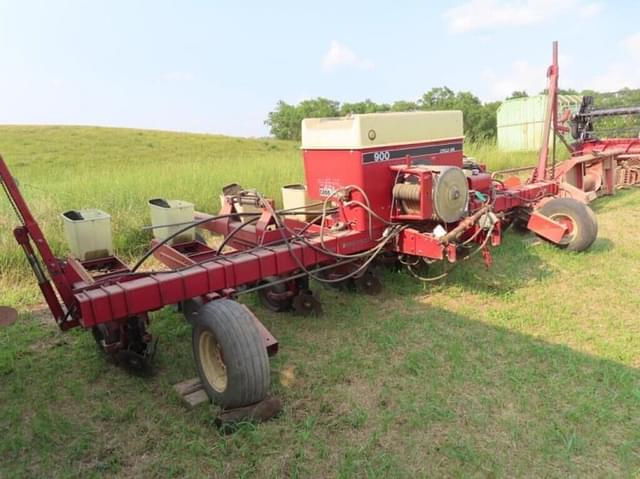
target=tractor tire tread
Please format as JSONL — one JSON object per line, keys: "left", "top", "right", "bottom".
{"left": 192, "top": 299, "right": 269, "bottom": 409}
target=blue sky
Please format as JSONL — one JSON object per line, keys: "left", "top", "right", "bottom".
{"left": 1, "top": 0, "right": 639, "bottom": 136}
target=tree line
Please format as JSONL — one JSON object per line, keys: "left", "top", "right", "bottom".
{"left": 265, "top": 87, "right": 640, "bottom": 142}
{"left": 265, "top": 87, "right": 500, "bottom": 142}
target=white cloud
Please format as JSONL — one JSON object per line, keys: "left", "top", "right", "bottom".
{"left": 588, "top": 33, "right": 640, "bottom": 91}
{"left": 589, "top": 62, "right": 639, "bottom": 92}
{"left": 480, "top": 53, "right": 574, "bottom": 100}
{"left": 444, "top": 0, "right": 603, "bottom": 33}
{"left": 482, "top": 33, "right": 640, "bottom": 98}
{"left": 321, "top": 41, "right": 374, "bottom": 72}
{"left": 482, "top": 60, "right": 546, "bottom": 100}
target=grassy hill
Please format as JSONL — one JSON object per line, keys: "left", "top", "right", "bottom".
{"left": 0, "top": 126, "right": 638, "bottom": 477}
{"left": 0, "top": 126, "right": 303, "bottom": 304}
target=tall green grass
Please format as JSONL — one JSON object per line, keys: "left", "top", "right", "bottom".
{"left": 0, "top": 126, "right": 305, "bottom": 303}
{"left": 466, "top": 139, "right": 574, "bottom": 169}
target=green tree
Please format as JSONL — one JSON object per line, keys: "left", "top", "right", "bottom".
{"left": 264, "top": 101, "right": 299, "bottom": 140}
{"left": 539, "top": 88, "right": 580, "bottom": 96}
{"left": 339, "top": 99, "right": 390, "bottom": 115}
{"left": 265, "top": 97, "right": 339, "bottom": 140}
{"left": 390, "top": 100, "right": 418, "bottom": 112}
{"left": 266, "top": 87, "right": 503, "bottom": 141}
{"left": 507, "top": 90, "right": 528, "bottom": 99}
{"left": 418, "top": 87, "right": 496, "bottom": 141}
{"left": 419, "top": 87, "right": 457, "bottom": 109}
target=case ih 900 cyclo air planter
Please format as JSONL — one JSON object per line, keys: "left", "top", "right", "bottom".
{"left": 0, "top": 43, "right": 598, "bottom": 416}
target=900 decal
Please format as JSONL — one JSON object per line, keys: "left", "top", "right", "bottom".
{"left": 362, "top": 142, "right": 463, "bottom": 164}
{"left": 371, "top": 150, "right": 391, "bottom": 162}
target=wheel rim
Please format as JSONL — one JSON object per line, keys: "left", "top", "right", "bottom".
{"left": 198, "top": 330, "right": 227, "bottom": 392}
{"left": 550, "top": 213, "right": 577, "bottom": 245}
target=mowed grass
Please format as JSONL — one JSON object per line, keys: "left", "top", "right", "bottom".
{"left": 0, "top": 126, "right": 639, "bottom": 478}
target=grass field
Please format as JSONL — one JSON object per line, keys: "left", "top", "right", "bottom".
{"left": 0, "top": 126, "right": 638, "bottom": 478}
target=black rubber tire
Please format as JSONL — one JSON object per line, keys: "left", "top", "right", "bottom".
{"left": 92, "top": 325, "right": 108, "bottom": 352}
{"left": 510, "top": 217, "right": 530, "bottom": 234}
{"left": 92, "top": 323, "right": 119, "bottom": 352}
{"left": 376, "top": 251, "right": 402, "bottom": 271}
{"left": 257, "top": 277, "right": 293, "bottom": 312}
{"left": 538, "top": 198, "right": 598, "bottom": 252}
{"left": 192, "top": 299, "right": 270, "bottom": 408}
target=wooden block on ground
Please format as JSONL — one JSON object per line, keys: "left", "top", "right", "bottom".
{"left": 216, "top": 396, "right": 282, "bottom": 431}
{"left": 174, "top": 378, "right": 283, "bottom": 428}
{"left": 174, "top": 378, "right": 209, "bottom": 407}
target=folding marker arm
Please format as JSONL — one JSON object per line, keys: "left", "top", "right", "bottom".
{"left": 0, "top": 154, "right": 75, "bottom": 326}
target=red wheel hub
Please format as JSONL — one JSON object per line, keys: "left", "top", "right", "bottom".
{"left": 550, "top": 214, "right": 576, "bottom": 244}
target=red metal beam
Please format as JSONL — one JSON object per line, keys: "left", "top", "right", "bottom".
{"left": 535, "top": 41, "right": 559, "bottom": 182}
{"left": 75, "top": 227, "right": 379, "bottom": 327}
